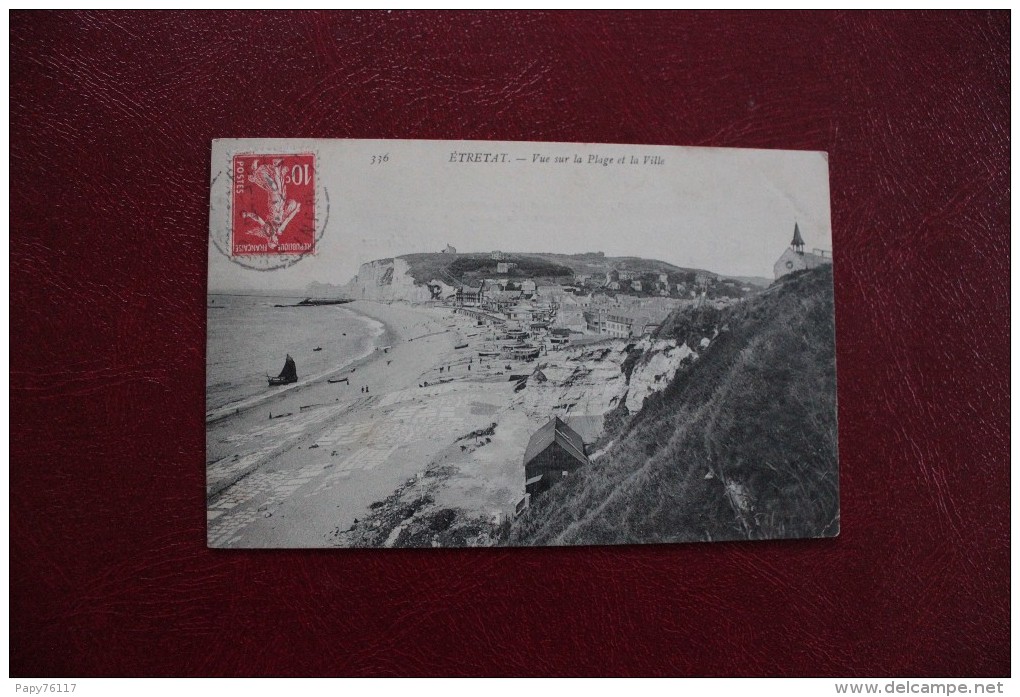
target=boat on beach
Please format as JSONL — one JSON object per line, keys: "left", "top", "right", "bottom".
{"left": 268, "top": 354, "right": 298, "bottom": 386}
{"left": 501, "top": 343, "right": 540, "bottom": 361}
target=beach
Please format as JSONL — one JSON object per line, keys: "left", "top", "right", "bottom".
{"left": 206, "top": 297, "right": 640, "bottom": 548}
{"left": 207, "top": 300, "right": 530, "bottom": 547}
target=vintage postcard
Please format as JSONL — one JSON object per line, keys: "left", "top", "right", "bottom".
{"left": 207, "top": 139, "right": 838, "bottom": 548}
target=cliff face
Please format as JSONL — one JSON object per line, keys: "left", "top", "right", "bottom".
{"left": 504, "top": 337, "right": 701, "bottom": 448}
{"left": 626, "top": 338, "right": 696, "bottom": 412}
{"left": 343, "top": 257, "right": 456, "bottom": 302}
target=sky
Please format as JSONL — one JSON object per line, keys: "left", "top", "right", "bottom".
{"left": 208, "top": 139, "right": 832, "bottom": 292}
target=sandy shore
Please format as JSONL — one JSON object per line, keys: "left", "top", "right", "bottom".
{"left": 206, "top": 300, "right": 527, "bottom": 547}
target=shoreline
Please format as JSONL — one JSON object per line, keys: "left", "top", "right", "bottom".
{"left": 205, "top": 302, "right": 395, "bottom": 424}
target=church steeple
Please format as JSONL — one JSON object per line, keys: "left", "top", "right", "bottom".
{"left": 791, "top": 223, "right": 805, "bottom": 254}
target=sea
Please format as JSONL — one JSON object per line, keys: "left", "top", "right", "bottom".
{"left": 206, "top": 294, "right": 384, "bottom": 415}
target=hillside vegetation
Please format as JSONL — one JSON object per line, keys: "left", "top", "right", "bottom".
{"left": 447, "top": 255, "right": 572, "bottom": 281}
{"left": 395, "top": 252, "right": 714, "bottom": 287}
{"left": 509, "top": 265, "right": 839, "bottom": 545}
{"left": 527, "top": 252, "right": 712, "bottom": 280}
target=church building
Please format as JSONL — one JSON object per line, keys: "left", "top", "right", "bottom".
{"left": 774, "top": 223, "right": 832, "bottom": 279}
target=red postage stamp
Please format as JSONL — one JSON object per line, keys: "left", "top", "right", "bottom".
{"left": 231, "top": 153, "right": 316, "bottom": 256}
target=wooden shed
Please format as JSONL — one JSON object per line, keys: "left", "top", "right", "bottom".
{"left": 523, "top": 417, "right": 589, "bottom": 497}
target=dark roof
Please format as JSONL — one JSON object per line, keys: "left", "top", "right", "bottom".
{"left": 523, "top": 417, "right": 588, "bottom": 466}
{"left": 791, "top": 223, "right": 805, "bottom": 247}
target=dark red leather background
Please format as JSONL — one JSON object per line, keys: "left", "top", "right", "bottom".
{"left": 10, "top": 11, "right": 1009, "bottom": 677}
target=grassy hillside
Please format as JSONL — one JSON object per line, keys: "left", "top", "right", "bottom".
{"left": 395, "top": 252, "right": 717, "bottom": 287}
{"left": 509, "top": 265, "right": 839, "bottom": 546}
{"left": 398, "top": 252, "right": 569, "bottom": 285}
{"left": 526, "top": 253, "right": 714, "bottom": 280}
{"left": 398, "top": 253, "right": 471, "bottom": 286}
{"left": 447, "top": 255, "right": 573, "bottom": 281}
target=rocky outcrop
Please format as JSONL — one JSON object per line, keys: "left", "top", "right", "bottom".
{"left": 505, "top": 335, "right": 703, "bottom": 445}
{"left": 508, "top": 340, "right": 630, "bottom": 443}
{"left": 626, "top": 339, "right": 696, "bottom": 411}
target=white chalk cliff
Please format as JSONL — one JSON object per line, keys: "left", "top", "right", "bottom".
{"left": 343, "top": 258, "right": 456, "bottom": 302}
{"left": 626, "top": 339, "right": 696, "bottom": 411}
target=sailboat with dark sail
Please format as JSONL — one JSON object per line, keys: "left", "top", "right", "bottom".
{"left": 268, "top": 354, "right": 298, "bottom": 386}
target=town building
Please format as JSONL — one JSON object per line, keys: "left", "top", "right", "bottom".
{"left": 536, "top": 285, "right": 568, "bottom": 308}
{"left": 496, "top": 261, "right": 518, "bottom": 274}
{"left": 605, "top": 310, "right": 656, "bottom": 337}
{"left": 482, "top": 289, "right": 522, "bottom": 313}
{"left": 523, "top": 417, "right": 589, "bottom": 497}
{"left": 457, "top": 285, "right": 484, "bottom": 306}
{"left": 583, "top": 308, "right": 606, "bottom": 334}
{"left": 581, "top": 299, "right": 673, "bottom": 338}
{"left": 554, "top": 307, "right": 587, "bottom": 332}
